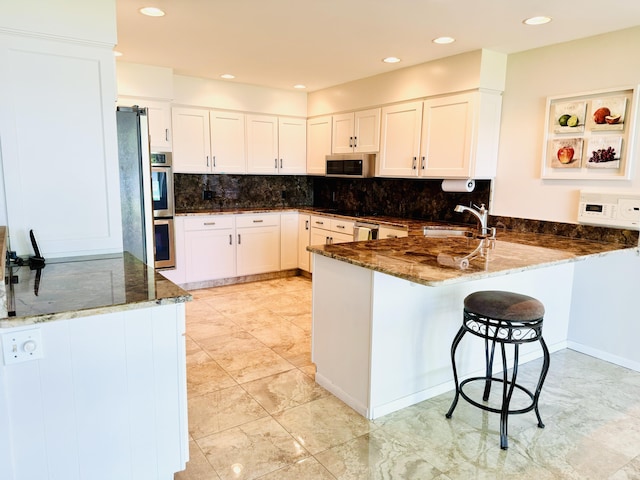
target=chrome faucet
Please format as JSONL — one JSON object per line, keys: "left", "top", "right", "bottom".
{"left": 454, "top": 203, "right": 493, "bottom": 237}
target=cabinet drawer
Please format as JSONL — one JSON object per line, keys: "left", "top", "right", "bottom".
{"left": 310, "top": 215, "right": 331, "bottom": 230}
{"left": 235, "top": 213, "right": 280, "bottom": 228}
{"left": 331, "top": 218, "right": 355, "bottom": 235}
{"left": 183, "top": 215, "right": 234, "bottom": 231}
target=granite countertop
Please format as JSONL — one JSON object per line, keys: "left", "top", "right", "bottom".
{"left": 307, "top": 230, "right": 637, "bottom": 287}
{"left": 2, "top": 252, "right": 192, "bottom": 328}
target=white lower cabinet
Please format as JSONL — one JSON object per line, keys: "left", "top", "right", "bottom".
{"left": 236, "top": 214, "right": 281, "bottom": 276}
{"left": 298, "top": 214, "right": 311, "bottom": 272}
{"left": 281, "top": 212, "right": 299, "bottom": 270}
{"left": 184, "top": 215, "right": 236, "bottom": 282}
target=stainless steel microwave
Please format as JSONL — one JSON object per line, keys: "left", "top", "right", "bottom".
{"left": 325, "top": 154, "right": 375, "bottom": 178}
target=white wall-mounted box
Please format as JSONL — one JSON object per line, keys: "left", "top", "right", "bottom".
{"left": 578, "top": 190, "right": 640, "bottom": 228}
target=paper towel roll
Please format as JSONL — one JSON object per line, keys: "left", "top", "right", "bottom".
{"left": 441, "top": 179, "right": 475, "bottom": 192}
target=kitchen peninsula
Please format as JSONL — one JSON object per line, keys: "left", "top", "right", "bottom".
{"left": 1, "top": 227, "right": 191, "bottom": 480}
{"left": 308, "top": 231, "right": 638, "bottom": 419}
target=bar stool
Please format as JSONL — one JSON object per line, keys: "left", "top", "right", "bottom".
{"left": 445, "top": 290, "right": 550, "bottom": 449}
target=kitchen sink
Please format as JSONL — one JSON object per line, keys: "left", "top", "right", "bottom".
{"left": 423, "top": 225, "right": 476, "bottom": 238}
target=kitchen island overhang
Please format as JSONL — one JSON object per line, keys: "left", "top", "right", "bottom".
{"left": 308, "top": 233, "right": 637, "bottom": 419}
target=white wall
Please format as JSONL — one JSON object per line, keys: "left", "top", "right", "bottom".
{"left": 493, "top": 26, "right": 640, "bottom": 223}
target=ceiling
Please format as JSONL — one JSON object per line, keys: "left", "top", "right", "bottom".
{"left": 115, "top": 0, "right": 640, "bottom": 93}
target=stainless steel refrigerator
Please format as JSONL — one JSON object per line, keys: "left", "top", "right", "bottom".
{"left": 116, "top": 106, "right": 155, "bottom": 267}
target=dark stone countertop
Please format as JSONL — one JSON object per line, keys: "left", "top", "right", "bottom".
{"left": 2, "top": 252, "right": 192, "bottom": 328}
{"left": 307, "top": 231, "right": 638, "bottom": 287}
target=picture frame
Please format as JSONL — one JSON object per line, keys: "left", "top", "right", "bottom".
{"left": 541, "top": 85, "right": 638, "bottom": 180}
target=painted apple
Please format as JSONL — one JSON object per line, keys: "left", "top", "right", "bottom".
{"left": 557, "top": 146, "right": 574, "bottom": 164}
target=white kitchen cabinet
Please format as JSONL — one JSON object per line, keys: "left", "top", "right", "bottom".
{"left": 246, "top": 114, "right": 306, "bottom": 174}
{"left": 378, "top": 92, "right": 502, "bottom": 179}
{"left": 421, "top": 91, "right": 502, "bottom": 179}
{"left": 183, "top": 215, "right": 236, "bottom": 281}
{"left": 171, "top": 107, "right": 211, "bottom": 173}
{"left": 236, "top": 213, "right": 281, "bottom": 276}
{"left": 379, "top": 225, "right": 409, "bottom": 239}
{"left": 332, "top": 108, "right": 381, "bottom": 154}
{"left": 118, "top": 97, "right": 172, "bottom": 152}
{"left": 378, "top": 101, "right": 423, "bottom": 177}
{"left": 210, "top": 110, "right": 246, "bottom": 174}
{"left": 310, "top": 215, "right": 355, "bottom": 245}
{"left": 173, "top": 108, "right": 247, "bottom": 174}
{"left": 306, "top": 115, "right": 332, "bottom": 175}
{"left": 280, "top": 212, "right": 299, "bottom": 270}
{"left": 298, "top": 213, "right": 311, "bottom": 272}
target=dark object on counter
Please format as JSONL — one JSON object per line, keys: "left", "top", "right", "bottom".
{"left": 28, "top": 229, "right": 46, "bottom": 269}
{"left": 445, "top": 290, "right": 550, "bottom": 450}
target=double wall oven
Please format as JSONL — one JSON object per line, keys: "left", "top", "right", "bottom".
{"left": 150, "top": 152, "right": 176, "bottom": 269}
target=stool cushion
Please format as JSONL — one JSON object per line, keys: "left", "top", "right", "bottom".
{"left": 464, "top": 291, "right": 545, "bottom": 322}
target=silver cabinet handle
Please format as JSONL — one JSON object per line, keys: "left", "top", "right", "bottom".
{"left": 203, "top": 222, "right": 216, "bottom": 226}
{"left": 315, "top": 221, "right": 324, "bottom": 225}
{"left": 412, "top": 157, "right": 417, "bottom": 169}
{"left": 280, "top": 158, "right": 283, "bottom": 169}
{"left": 386, "top": 234, "right": 397, "bottom": 238}
{"left": 165, "top": 128, "right": 169, "bottom": 142}
{"left": 329, "top": 236, "right": 334, "bottom": 244}
{"left": 274, "top": 158, "right": 278, "bottom": 169}
{"left": 206, "top": 156, "right": 210, "bottom": 167}
{"left": 305, "top": 220, "right": 309, "bottom": 230}
{"left": 336, "top": 225, "right": 345, "bottom": 229}
{"left": 421, "top": 156, "right": 425, "bottom": 169}
{"left": 349, "top": 136, "right": 353, "bottom": 148}
{"left": 238, "top": 234, "right": 241, "bottom": 245}
{"left": 229, "top": 234, "right": 232, "bottom": 245}
{"left": 213, "top": 156, "right": 216, "bottom": 167}
{"left": 253, "top": 219, "right": 263, "bottom": 223}
{"left": 353, "top": 136, "right": 357, "bottom": 147}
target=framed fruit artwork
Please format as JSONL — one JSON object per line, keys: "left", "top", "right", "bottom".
{"left": 541, "top": 85, "right": 638, "bottom": 180}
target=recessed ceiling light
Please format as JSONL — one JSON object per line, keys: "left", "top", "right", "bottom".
{"left": 220, "top": 74, "right": 235, "bottom": 79}
{"left": 139, "top": 7, "right": 165, "bottom": 17}
{"left": 523, "top": 16, "right": 551, "bottom": 25}
{"left": 383, "top": 57, "right": 401, "bottom": 64}
{"left": 113, "top": 50, "right": 123, "bottom": 57}
{"left": 433, "top": 36, "right": 455, "bottom": 45}
{"left": 293, "top": 84, "right": 306, "bottom": 89}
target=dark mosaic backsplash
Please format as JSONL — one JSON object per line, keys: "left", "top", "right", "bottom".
{"left": 174, "top": 173, "right": 638, "bottom": 246}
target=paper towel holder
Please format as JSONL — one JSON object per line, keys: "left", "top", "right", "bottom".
{"left": 441, "top": 179, "right": 476, "bottom": 192}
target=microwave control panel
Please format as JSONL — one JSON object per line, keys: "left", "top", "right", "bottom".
{"left": 577, "top": 190, "right": 640, "bottom": 229}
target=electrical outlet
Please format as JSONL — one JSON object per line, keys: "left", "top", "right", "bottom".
{"left": 281, "top": 190, "right": 287, "bottom": 200}
{"left": 2, "top": 328, "right": 44, "bottom": 365}
{"left": 203, "top": 190, "right": 214, "bottom": 200}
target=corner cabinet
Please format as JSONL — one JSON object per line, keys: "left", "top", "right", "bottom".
{"left": 246, "top": 115, "right": 306, "bottom": 175}
{"left": 332, "top": 108, "right": 381, "bottom": 154}
{"left": 378, "top": 91, "right": 502, "bottom": 179}
{"left": 172, "top": 108, "right": 246, "bottom": 174}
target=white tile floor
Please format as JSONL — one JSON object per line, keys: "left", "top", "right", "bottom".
{"left": 176, "top": 276, "right": 640, "bottom": 479}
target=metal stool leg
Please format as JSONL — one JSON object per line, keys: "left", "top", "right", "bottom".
{"left": 533, "top": 336, "right": 550, "bottom": 429}
{"left": 445, "top": 326, "right": 466, "bottom": 419}
{"left": 483, "top": 335, "right": 497, "bottom": 401}
{"left": 499, "top": 343, "right": 519, "bottom": 450}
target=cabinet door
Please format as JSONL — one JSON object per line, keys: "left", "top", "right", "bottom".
{"left": 280, "top": 212, "right": 299, "bottom": 270}
{"left": 330, "top": 231, "right": 355, "bottom": 244}
{"left": 332, "top": 113, "right": 355, "bottom": 153}
{"left": 246, "top": 114, "right": 279, "bottom": 174}
{"left": 310, "top": 228, "right": 330, "bottom": 247}
{"left": 420, "top": 93, "right": 474, "bottom": 178}
{"left": 184, "top": 228, "right": 236, "bottom": 282}
{"left": 210, "top": 110, "right": 246, "bottom": 174}
{"left": 353, "top": 108, "right": 381, "bottom": 153}
{"left": 236, "top": 214, "right": 281, "bottom": 275}
{"left": 378, "top": 102, "right": 422, "bottom": 177}
{"left": 146, "top": 100, "right": 172, "bottom": 151}
{"left": 378, "top": 225, "right": 408, "bottom": 239}
{"left": 306, "top": 116, "right": 332, "bottom": 175}
{"left": 172, "top": 107, "right": 211, "bottom": 173}
{"left": 297, "top": 214, "right": 311, "bottom": 272}
{"left": 278, "top": 117, "right": 306, "bottom": 175}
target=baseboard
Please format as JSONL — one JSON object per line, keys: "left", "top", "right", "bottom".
{"left": 567, "top": 342, "right": 640, "bottom": 372}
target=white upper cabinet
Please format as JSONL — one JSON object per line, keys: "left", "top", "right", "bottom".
{"left": 171, "top": 107, "right": 211, "bottom": 173}
{"left": 378, "top": 91, "right": 502, "bottom": 179}
{"left": 145, "top": 100, "right": 172, "bottom": 152}
{"left": 378, "top": 101, "right": 423, "bottom": 177}
{"left": 306, "top": 115, "right": 332, "bottom": 175}
{"left": 210, "top": 110, "right": 246, "bottom": 174}
{"left": 172, "top": 107, "right": 247, "bottom": 174}
{"left": 246, "top": 114, "right": 306, "bottom": 175}
{"left": 332, "top": 108, "right": 380, "bottom": 154}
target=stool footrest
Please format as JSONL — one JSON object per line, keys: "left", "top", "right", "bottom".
{"left": 460, "top": 377, "right": 537, "bottom": 416}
